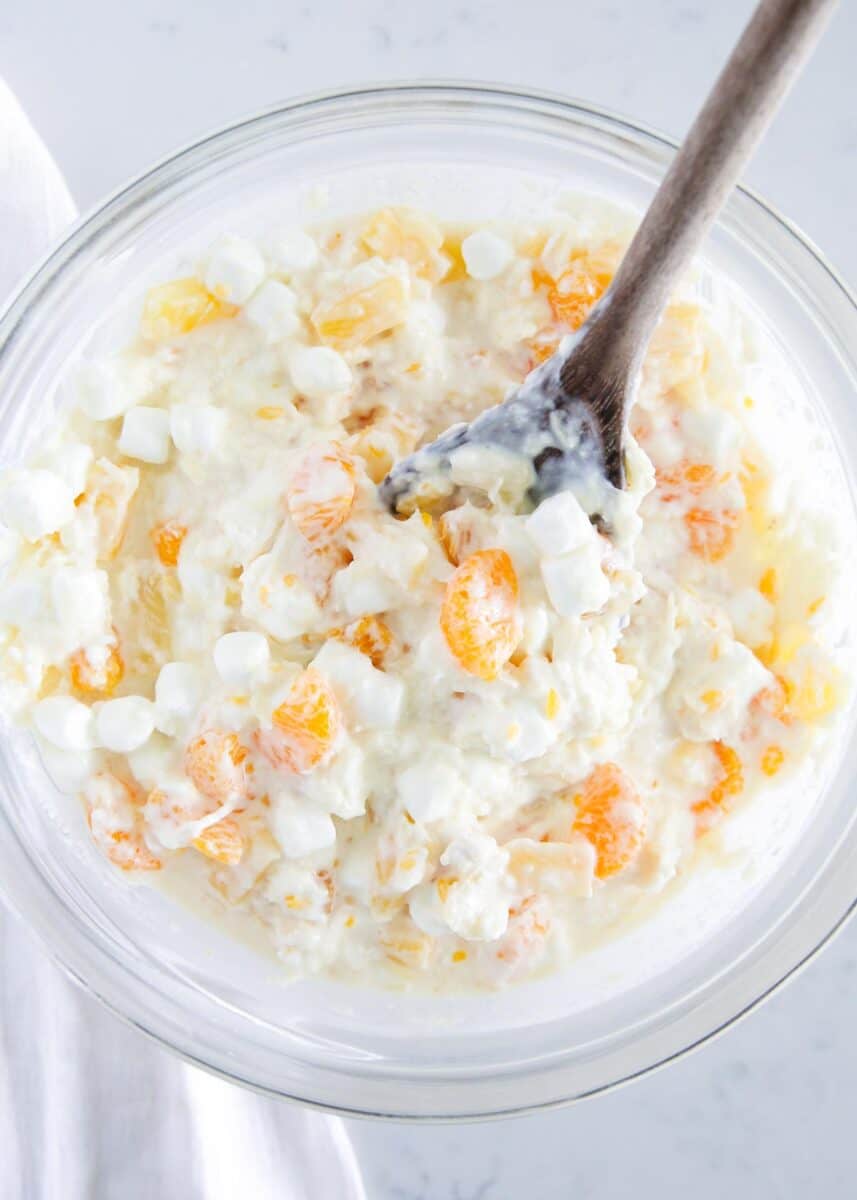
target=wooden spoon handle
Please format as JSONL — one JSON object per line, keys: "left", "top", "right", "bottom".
{"left": 577, "top": 0, "right": 837, "bottom": 378}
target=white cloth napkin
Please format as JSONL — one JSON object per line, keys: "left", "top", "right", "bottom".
{"left": 0, "top": 77, "right": 366, "bottom": 1200}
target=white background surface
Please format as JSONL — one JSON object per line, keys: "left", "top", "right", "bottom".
{"left": 2, "top": 1, "right": 856, "bottom": 1196}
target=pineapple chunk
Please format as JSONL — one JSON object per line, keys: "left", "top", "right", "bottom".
{"left": 311, "top": 274, "right": 409, "bottom": 349}
{"left": 141, "top": 277, "right": 238, "bottom": 342}
{"left": 360, "top": 208, "right": 444, "bottom": 280}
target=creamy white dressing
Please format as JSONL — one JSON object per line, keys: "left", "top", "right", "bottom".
{"left": 0, "top": 205, "right": 848, "bottom": 990}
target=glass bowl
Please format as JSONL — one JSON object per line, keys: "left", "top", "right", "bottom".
{"left": 1, "top": 83, "right": 856, "bottom": 1121}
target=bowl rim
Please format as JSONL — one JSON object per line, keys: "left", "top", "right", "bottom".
{"left": 1, "top": 79, "right": 856, "bottom": 1121}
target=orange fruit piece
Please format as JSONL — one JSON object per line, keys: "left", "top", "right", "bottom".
{"left": 526, "top": 333, "right": 560, "bottom": 370}
{"left": 184, "top": 730, "right": 249, "bottom": 802}
{"left": 440, "top": 548, "right": 520, "bottom": 680}
{"left": 657, "top": 461, "right": 718, "bottom": 502}
{"left": 693, "top": 742, "right": 744, "bottom": 832}
{"left": 751, "top": 675, "right": 794, "bottom": 725}
{"left": 287, "top": 443, "right": 356, "bottom": 542}
{"left": 684, "top": 508, "right": 740, "bottom": 562}
{"left": 193, "top": 817, "right": 244, "bottom": 865}
{"left": 571, "top": 763, "right": 646, "bottom": 880}
{"left": 544, "top": 252, "right": 614, "bottom": 331}
{"left": 761, "top": 745, "right": 785, "bottom": 777}
{"left": 141, "top": 277, "right": 239, "bottom": 341}
{"left": 85, "top": 772, "right": 161, "bottom": 872}
{"left": 338, "top": 615, "right": 393, "bottom": 669}
{"left": 70, "top": 639, "right": 124, "bottom": 698}
{"left": 151, "top": 519, "right": 187, "bottom": 567}
{"left": 255, "top": 667, "right": 342, "bottom": 774}
{"left": 496, "top": 894, "right": 551, "bottom": 967}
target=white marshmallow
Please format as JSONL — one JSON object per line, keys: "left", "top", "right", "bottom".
{"left": 526, "top": 492, "right": 596, "bottom": 556}
{"left": 244, "top": 280, "right": 300, "bottom": 341}
{"left": 270, "top": 796, "right": 336, "bottom": 859}
{"left": 0, "top": 469, "right": 75, "bottom": 540}
{"left": 541, "top": 544, "right": 610, "bottom": 617}
{"left": 268, "top": 230, "right": 319, "bottom": 275}
{"left": 169, "top": 403, "right": 227, "bottom": 458}
{"left": 96, "top": 696, "right": 155, "bottom": 752}
{"left": 154, "top": 662, "right": 203, "bottom": 734}
{"left": 75, "top": 360, "right": 135, "bottom": 421}
{"left": 34, "top": 696, "right": 95, "bottom": 751}
{"left": 311, "top": 640, "right": 404, "bottom": 730}
{"left": 40, "top": 443, "right": 93, "bottom": 499}
{"left": 461, "top": 231, "right": 514, "bottom": 280}
{"left": 50, "top": 568, "right": 109, "bottom": 643}
{"left": 289, "top": 346, "right": 351, "bottom": 399}
{"left": 118, "top": 407, "right": 171, "bottom": 464}
{"left": 396, "top": 761, "right": 461, "bottom": 823}
{"left": 213, "top": 630, "right": 270, "bottom": 687}
{"left": 204, "top": 234, "right": 266, "bottom": 304}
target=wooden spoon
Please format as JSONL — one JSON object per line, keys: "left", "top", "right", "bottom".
{"left": 380, "top": 0, "right": 837, "bottom": 526}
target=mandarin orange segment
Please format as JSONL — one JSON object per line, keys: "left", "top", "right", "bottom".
{"left": 657, "top": 461, "right": 718, "bottom": 501}
{"left": 496, "top": 894, "right": 550, "bottom": 966}
{"left": 526, "top": 333, "right": 560, "bottom": 369}
{"left": 571, "top": 763, "right": 646, "bottom": 880}
{"left": 85, "top": 772, "right": 161, "bottom": 872}
{"left": 151, "top": 520, "right": 187, "bottom": 567}
{"left": 761, "top": 745, "right": 785, "bottom": 777}
{"left": 440, "top": 548, "right": 520, "bottom": 680}
{"left": 193, "top": 817, "right": 244, "bottom": 865}
{"left": 287, "top": 443, "right": 356, "bottom": 542}
{"left": 751, "top": 675, "right": 794, "bottom": 725}
{"left": 543, "top": 252, "right": 615, "bottom": 332}
{"left": 685, "top": 507, "right": 740, "bottom": 562}
{"left": 141, "top": 277, "right": 239, "bottom": 341}
{"left": 338, "top": 615, "right": 393, "bottom": 669}
{"left": 437, "top": 509, "right": 476, "bottom": 566}
{"left": 184, "top": 730, "right": 249, "bottom": 802}
{"left": 70, "top": 639, "right": 124, "bottom": 698}
{"left": 105, "top": 838, "right": 162, "bottom": 872}
{"left": 255, "top": 667, "right": 341, "bottom": 774}
{"left": 693, "top": 741, "right": 744, "bottom": 831}
{"left": 311, "top": 275, "right": 408, "bottom": 349}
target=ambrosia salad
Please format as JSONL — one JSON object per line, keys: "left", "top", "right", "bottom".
{"left": 0, "top": 204, "right": 846, "bottom": 988}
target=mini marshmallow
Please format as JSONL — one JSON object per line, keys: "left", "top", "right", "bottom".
{"left": 268, "top": 229, "right": 319, "bottom": 275}
{"left": 289, "top": 346, "right": 351, "bottom": 399}
{"left": 0, "top": 469, "right": 75, "bottom": 540}
{"left": 526, "top": 492, "right": 596, "bottom": 556}
{"left": 396, "top": 761, "right": 461, "bottom": 823}
{"left": 118, "top": 407, "right": 171, "bottom": 464}
{"left": 154, "top": 662, "right": 203, "bottom": 734}
{"left": 204, "top": 234, "right": 266, "bottom": 304}
{"left": 311, "top": 640, "right": 404, "bottom": 730}
{"left": 50, "top": 568, "right": 109, "bottom": 643}
{"left": 244, "top": 280, "right": 300, "bottom": 341}
{"left": 33, "top": 696, "right": 94, "bottom": 751}
{"left": 75, "top": 360, "right": 135, "bottom": 421}
{"left": 270, "top": 797, "right": 336, "bottom": 859}
{"left": 541, "top": 544, "right": 610, "bottom": 617}
{"left": 461, "top": 231, "right": 514, "bottom": 280}
{"left": 213, "top": 630, "right": 270, "bottom": 687}
{"left": 169, "top": 403, "right": 227, "bottom": 458}
{"left": 41, "top": 443, "right": 93, "bottom": 499}
{"left": 96, "top": 696, "right": 155, "bottom": 752}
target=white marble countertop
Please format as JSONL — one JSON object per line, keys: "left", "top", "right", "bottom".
{"left": 2, "top": 1, "right": 856, "bottom": 1195}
